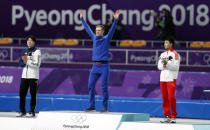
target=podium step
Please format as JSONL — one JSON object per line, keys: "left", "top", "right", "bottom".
{"left": 32, "top": 111, "right": 150, "bottom": 130}
{"left": 0, "top": 112, "right": 209, "bottom": 130}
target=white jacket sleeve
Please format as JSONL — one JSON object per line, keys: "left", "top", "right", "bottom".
{"left": 26, "top": 50, "right": 41, "bottom": 68}
{"left": 166, "top": 54, "right": 180, "bottom": 71}
{"left": 158, "top": 55, "right": 164, "bottom": 70}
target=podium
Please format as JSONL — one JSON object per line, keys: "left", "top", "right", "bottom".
{"left": 31, "top": 111, "right": 150, "bottom": 130}
{"left": 0, "top": 111, "right": 210, "bottom": 130}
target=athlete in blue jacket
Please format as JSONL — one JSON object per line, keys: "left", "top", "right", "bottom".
{"left": 80, "top": 10, "right": 120, "bottom": 112}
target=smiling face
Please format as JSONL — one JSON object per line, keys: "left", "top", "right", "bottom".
{"left": 95, "top": 25, "right": 104, "bottom": 36}
{"left": 27, "top": 38, "right": 35, "bottom": 48}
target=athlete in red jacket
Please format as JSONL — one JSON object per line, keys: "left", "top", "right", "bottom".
{"left": 158, "top": 38, "right": 180, "bottom": 123}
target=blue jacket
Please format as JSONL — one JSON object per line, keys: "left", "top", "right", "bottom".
{"left": 81, "top": 18, "right": 118, "bottom": 61}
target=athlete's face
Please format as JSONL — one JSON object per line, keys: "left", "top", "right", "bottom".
{"left": 27, "top": 38, "right": 35, "bottom": 48}
{"left": 164, "top": 40, "right": 172, "bottom": 50}
{"left": 95, "top": 27, "right": 104, "bottom": 36}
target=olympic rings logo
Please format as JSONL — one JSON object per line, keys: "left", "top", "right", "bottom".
{"left": 0, "top": 49, "right": 9, "bottom": 60}
{"left": 71, "top": 114, "right": 87, "bottom": 124}
{"left": 203, "top": 54, "right": 210, "bottom": 65}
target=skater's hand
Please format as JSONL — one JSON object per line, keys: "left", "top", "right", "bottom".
{"left": 22, "top": 55, "right": 28, "bottom": 64}
{"left": 162, "top": 60, "right": 167, "bottom": 68}
{"left": 113, "top": 10, "right": 120, "bottom": 19}
{"left": 80, "top": 10, "right": 84, "bottom": 18}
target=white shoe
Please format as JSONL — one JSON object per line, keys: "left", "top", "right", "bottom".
{"left": 170, "top": 118, "right": 176, "bottom": 123}
{"left": 16, "top": 112, "right": 26, "bottom": 117}
{"left": 160, "top": 116, "right": 171, "bottom": 123}
{"left": 26, "top": 112, "right": 36, "bottom": 117}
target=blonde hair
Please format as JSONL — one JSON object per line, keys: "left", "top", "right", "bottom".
{"left": 96, "top": 25, "right": 105, "bottom": 31}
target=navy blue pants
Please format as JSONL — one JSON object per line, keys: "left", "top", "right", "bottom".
{"left": 88, "top": 62, "right": 109, "bottom": 109}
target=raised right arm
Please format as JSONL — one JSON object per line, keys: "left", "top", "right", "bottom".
{"left": 80, "top": 10, "right": 95, "bottom": 39}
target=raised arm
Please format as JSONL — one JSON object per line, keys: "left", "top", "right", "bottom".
{"left": 80, "top": 10, "right": 95, "bottom": 39}
{"left": 107, "top": 10, "right": 120, "bottom": 39}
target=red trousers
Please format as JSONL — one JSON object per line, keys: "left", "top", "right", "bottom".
{"left": 160, "top": 79, "right": 177, "bottom": 118}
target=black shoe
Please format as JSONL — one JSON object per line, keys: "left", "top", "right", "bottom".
{"left": 27, "top": 112, "right": 35, "bottom": 117}
{"left": 85, "top": 106, "right": 96, "bottom": 112}
{"left": 160, "top": 116, "right": 171, "bottom": 123}
{"left": 100, "top": 108, "right": 108, "bottom": 112}
{"left": 16, "top": 112, "right": 26, "bottom": 117}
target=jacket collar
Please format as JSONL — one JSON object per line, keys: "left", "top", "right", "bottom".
{"left": 28, "top": 46, "right": 36, "bottom": 52}
{"left": 166, "top": 48, "right": 174, "bottom": 52}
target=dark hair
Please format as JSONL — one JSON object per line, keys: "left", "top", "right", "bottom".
{"left": 165, "top": 37, "right": 174, "bottom": 45}
{"left": 26, "top": 35, "right": 36, "bottom": 42}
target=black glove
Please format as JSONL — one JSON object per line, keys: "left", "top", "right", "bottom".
{"left": 168, "top": 56, "right": 173, "bottom": 60}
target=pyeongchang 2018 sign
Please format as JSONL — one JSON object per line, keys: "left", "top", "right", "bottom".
{"left": 11, "top": 3, "right": 209, "bottom": 31}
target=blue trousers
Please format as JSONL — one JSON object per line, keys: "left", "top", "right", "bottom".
{"left": 88, "top": 62, "right": 109, "bottom": 109}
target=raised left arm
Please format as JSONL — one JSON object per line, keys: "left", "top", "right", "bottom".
{"left": 107, "top": 10, "right": 120, "bottom": 39}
